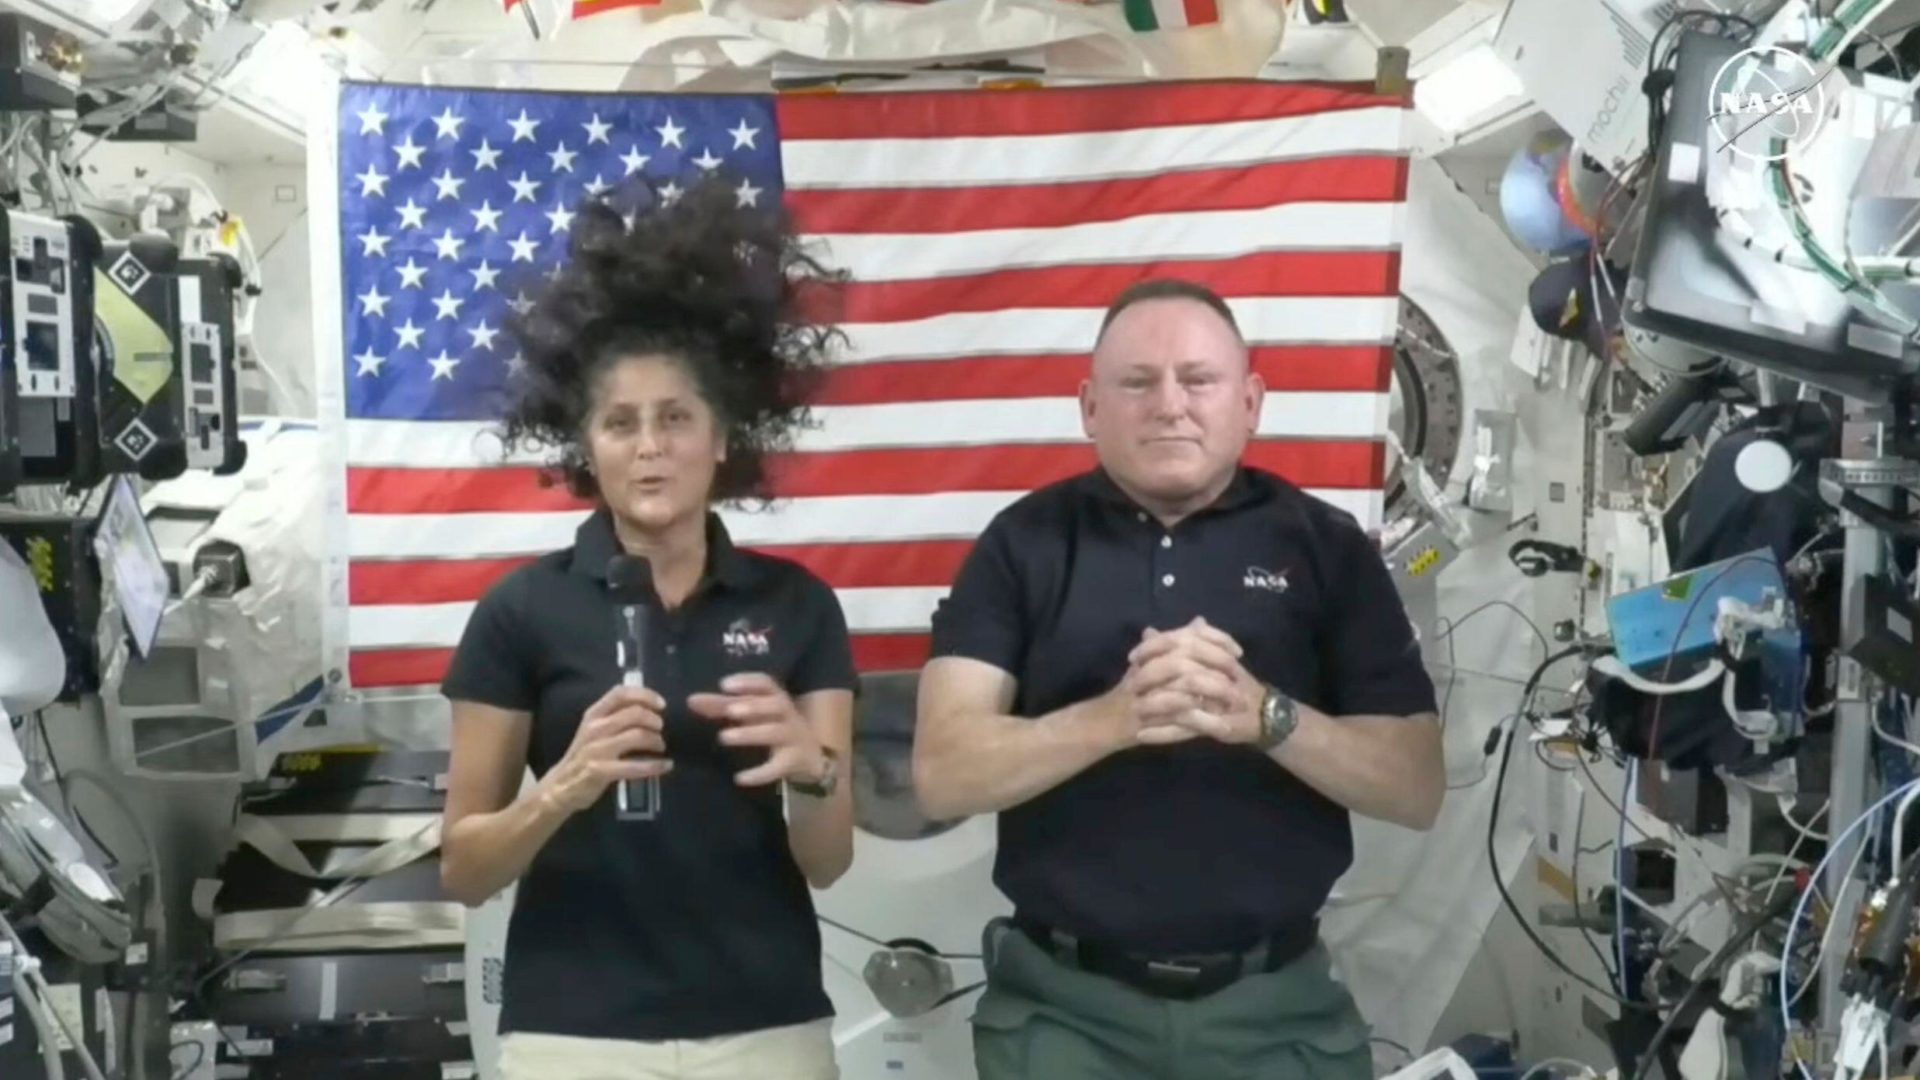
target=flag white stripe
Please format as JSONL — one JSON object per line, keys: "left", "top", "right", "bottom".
{"left": 805, "top": 203, "right": 1404, "bottom": 283}
{"left": 1151, "top": 0, "right": 1186, "bottom": 30}
{"left": 345, "top": 487, "right": 1380, "bottom": 562}
{"left": 348, "top": 586, "right": 953, "bottom": 650}
{"left": 344, "top": 393, "right": 1387, "bottom": 468}
{"left": 780, "top": 108, "right": 1408, "bottom": 189}
{"left": 835, "top": 296, "right": 1397, "bottom": 364}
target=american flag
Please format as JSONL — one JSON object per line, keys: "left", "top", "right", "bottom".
{"left": 327, "top": 80, "right": 1411, "bottom": 694}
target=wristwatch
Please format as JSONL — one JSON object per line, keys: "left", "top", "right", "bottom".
{"left": 787, "top": 747, "right": 839, "bottom": 798}
{"left": 1255, "top": 684, "right": 1299, "bottom": 752}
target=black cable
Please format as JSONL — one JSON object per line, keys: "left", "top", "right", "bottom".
{"left": 1434, "top": 599, "right": 1551, "bottom": 734}
{"left": 32, "top": 712, "right": 117, "bottom": 867}
{"left": 1487, "top": 645, "right": 1660, "bottom": 1013}
{"left": 817, "top": 914, "right": 983, "bottom": 962}
{"left": 1572, "top": 778, "right": 1623, "bottom": 993}
{"left": 1628, "top": 884, "right": 1801, "bottom": 1080}
{"left": 171, "top": 1038, "right": 206, "bottom": 1080}
{"left": 1371, "top": 1036, "right": 1416, "bottom": 1063}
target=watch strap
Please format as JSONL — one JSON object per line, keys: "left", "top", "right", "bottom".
{"left": 787, "top": 746, "right": 839, "bottom": 797}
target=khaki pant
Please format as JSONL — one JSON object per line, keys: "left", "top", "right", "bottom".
{"left": 498, "top": 1018, "right": 839, "bottom": 1080}
{"left": 971, "top": 918, "right": 1372, "bottom": 1080}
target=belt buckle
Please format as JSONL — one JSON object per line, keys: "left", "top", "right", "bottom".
{"left": 1141, "top": 957, "right": 1214, "bottom": 997}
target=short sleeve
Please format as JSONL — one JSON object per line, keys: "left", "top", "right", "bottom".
{"left": 441, "top": 572, "right": 539, "bottom": 712}
{"left": 1320, "top": 519, "right": 1438, "bottom": 718}
{"left": 789, "top": 574, "right": 858, "bottom": 697}
{"left": 927, "top": 518, "right": 1028, "bottom": 675}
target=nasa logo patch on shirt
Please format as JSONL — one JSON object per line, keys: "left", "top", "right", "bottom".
{"left": 1242, "top": 566, "right": 1290, "bottom": 594}
{"left": 721, "top": 618, "right": 772, "bottom": 658}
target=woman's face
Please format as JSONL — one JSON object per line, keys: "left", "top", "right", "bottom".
{"left": 583, "top": 353, "right": 727, "bottom": 534}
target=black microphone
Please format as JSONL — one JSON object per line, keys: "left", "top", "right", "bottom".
{"left": 607, "top": 554, "right": 663, "bottom": 821}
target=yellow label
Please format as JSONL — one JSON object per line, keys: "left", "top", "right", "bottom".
{"left": 1406, "top": 547, "right": 1442, "bottom": 576}
{"left": 25, "top": 536, "right": 54, "bottom": 592}
{"left": 95, "top": 267, "right": 174, "bottom": 404}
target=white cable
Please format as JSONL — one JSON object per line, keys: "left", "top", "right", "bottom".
{"left": 1781, "top": 781, "right": 1919, "bottom": 1080}
{"left": 1790, "top": 834, "right": 1870, "bottom": 1008}
{"left": 1819, "top": 0, "right": 1900, "bottom": 65}
{"left": 14, "top": 962, "right": 66, "bottom": 1080}
{"left": 1721, "top": 667, "right": 1780, "bottom": 739}
{"left": 0, "top": 910, "right": 108, "bottom": 1080}
{"left": 1591, "top": 655, "right": 1728, "bottom": 695}
{"left": 1778, "top": 797, "right": 1830, "bottom": 843}
{"left": 1872, "top": 705, "right": 1920, "bottom": 760}
{"left": 1517, "top": 1057, "right": 1600, "bottom": 1080}
{"left": 1894, "top": 782, "right": 1920, "bottom": 874}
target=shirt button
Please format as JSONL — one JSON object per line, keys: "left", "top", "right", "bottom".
{"left": 666, "top": 644, "right": 678, "bottom": 655}
{"left": 1161, "top": 573, "right": 1175, "bottom": 587}
{"left": 1160, "top": 536, "right": 1172, "bottom": 549}
{"left": 1136, "top": 512, "right": 1147, "bottom": 523}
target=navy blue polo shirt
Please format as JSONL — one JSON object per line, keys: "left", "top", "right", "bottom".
{"left": 441, "top": 508, "right": 855, "bottom": 1040}
{"left": 928, "top": 467, "right": 1436, "bottom": 955}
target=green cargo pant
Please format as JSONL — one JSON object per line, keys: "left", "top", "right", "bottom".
{"left": 969, "top": 918, "right": 1373, "bottom": 1080}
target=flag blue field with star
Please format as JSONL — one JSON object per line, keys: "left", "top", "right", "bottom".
{"left": 337, "top": 83, "right": 783, "bottom": 423}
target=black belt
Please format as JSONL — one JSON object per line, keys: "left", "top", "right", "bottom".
{"left": 1012, "top": 916, "right": 1318, "bottom": 1000}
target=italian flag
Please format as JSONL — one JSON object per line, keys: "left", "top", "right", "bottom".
{"left": 1122, "top": 0, "right": 1221, "bottom": 31}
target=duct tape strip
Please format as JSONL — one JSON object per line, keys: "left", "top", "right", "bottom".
{"left": 1669, "top": 141, "right": 1702, "bottom": 185}
{"left": 213, "top": 901, "right": 467, "bottom": 954}
{"left": 243, "top": 813, "right": 441, "bottom": 845}
{"left": 1847, "top": 320, "right": 1905, "bottom": 359}
{"left": 319, "top": 960, "right": 337, "bottom": 1022}
{"left": 235, "top": 814, "right": 441, "bottom": 880}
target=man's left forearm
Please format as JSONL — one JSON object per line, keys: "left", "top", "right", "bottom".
{"left": 1269, "top": 705, "right": 1444, "bottom": 830}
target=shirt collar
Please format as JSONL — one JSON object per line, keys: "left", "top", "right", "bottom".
{"left": 569, "top": 508, "right": 757, "bottom": 590}
{"left": 1081, "top": 464, "right": 1266, "bottom": 518}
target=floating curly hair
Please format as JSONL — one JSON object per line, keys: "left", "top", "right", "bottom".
{"left": 500, "top": 177, "right": 843, "bottom": 505}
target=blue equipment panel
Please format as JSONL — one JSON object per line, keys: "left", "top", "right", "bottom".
{"left": 1605, "top": 548, "right": 1791, "bottom": 676}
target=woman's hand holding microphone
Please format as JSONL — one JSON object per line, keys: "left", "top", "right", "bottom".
{"left": 536, "top": 685, "right": 674, "bottom": 816}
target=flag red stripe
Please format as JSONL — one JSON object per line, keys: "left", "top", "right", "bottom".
{"left": 348, "top": 467, "right": 588, "bottom": 514}
{"left": 775, "top": 82, "right": 1402, "bottom": 141}
{"left": 351, "top": 649, "right": 455, "bottom": 691}
{"left": 353, "top": 632, "right": 930, "bottom": 689}
{"left": 826, "top": 251, "right": 1400, "bottom": 325}
{"left": 786, "top": 158, "right": 1406, "bottom": 235}
{"left": 351, "top": 558, "right": 538, "bottom": 606}
{"left": 850, "top": 633, "right": 932, "bottom": 674}
{"left": 346, "top": 440, "right": 1382, "bottom": 515}
{"left": 813, "top": 346, "right": 1393, "bottom": 404}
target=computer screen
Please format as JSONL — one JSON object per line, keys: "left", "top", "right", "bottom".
{"left": 93, "top": 474, "right": 168, "bottom": 660}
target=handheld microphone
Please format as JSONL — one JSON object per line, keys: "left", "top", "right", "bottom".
{"left": 607, "top": 554, "right": 663, "bottom": 821}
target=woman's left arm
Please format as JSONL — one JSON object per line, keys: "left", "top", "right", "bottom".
{"left": 783, "top": 687, "right": 855, "bottom": 888}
